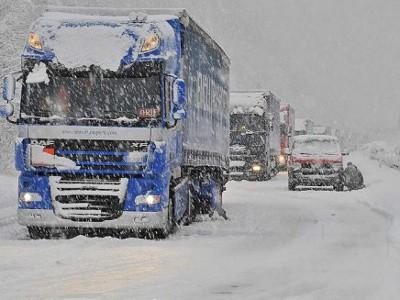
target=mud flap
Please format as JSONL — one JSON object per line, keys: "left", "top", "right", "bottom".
{"left": 190, "top": 175, "right": 228, "bottom": 220}
{"left": 173, "top": 177, "right": 189, "bottom": 222}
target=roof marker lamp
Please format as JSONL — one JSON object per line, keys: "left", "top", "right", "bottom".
{"left": 141, "top": 33, "right": 160, "bottom": 53}
{"left": 28, "top": 32, "right": 43, "bottom": 50}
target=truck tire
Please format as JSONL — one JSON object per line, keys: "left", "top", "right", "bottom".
{"left": 27, "top": 226, "right": 51, "bottom": 239}
{"left": 182, "top": 188, "right": 195, "bottom": 226}
{"left": 159, "top": 182, "right": 178, "bottom": 238}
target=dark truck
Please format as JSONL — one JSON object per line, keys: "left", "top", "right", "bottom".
{"left": 229, "top": 91, "right": 281, "bottom": 180}
{"left": 0, "top": 7, "right": 230, "bottom": 238}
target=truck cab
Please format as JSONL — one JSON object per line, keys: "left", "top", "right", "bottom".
{"left": 287, "top": 135, "right": 344, "bottom": 191}
{"left": 1, "top": 7, "right": 230, "bottom": 238}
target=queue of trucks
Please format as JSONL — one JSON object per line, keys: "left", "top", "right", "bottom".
{"left": 0, "top": 7, "right": 347, "bottom": 238}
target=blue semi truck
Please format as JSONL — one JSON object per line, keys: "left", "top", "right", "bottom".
{"left": 0, "top": 7, "right": 230, "bottom": 238}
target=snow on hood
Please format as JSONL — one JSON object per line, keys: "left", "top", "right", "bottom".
{"left": 30, "top": 12, "right": 178, "bottom": 71}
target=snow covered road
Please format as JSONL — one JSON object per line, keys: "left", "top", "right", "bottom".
{"left": 0, "top": 153, "right": 400, "bottom": 299}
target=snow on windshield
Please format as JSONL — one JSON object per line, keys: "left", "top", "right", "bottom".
{"left": 293, "top": 136, "right": 340, "bottom": 155}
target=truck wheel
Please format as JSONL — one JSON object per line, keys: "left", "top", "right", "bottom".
{"left": 27, "top": 226, "right": 51, "bottom": 239}
{"left": 182, "top": 188, "right": 195, "bottom": 226}
{"left": 157, "top": 184, "right": 177, "bottom": 239}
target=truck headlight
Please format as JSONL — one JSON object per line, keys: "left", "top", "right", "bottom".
{"left": 135, "top": 194, "right": 161, "bottom": 205}
{"left": 252, "top": 165, "right": 262, "bottom": 172}
{"left": 19, "top": 192, "right": 42, "bottom": 202}
{"left": 141, "top": 33, "right": 160, "bottom": 53}
{"left": 279, "top": 155, "right": 286, "bottom": 165}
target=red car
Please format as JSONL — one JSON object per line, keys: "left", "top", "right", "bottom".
{"left": 287, "top": 135, "right": 345, "bottom": 191}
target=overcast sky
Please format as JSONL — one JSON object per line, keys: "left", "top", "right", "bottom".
{"left": 48, "top": 0, "right": 400, "bottom": 132}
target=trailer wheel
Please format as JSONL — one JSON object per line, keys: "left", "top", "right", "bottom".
{"left": 27, "top": 226, "right": 51, "bottom": 239}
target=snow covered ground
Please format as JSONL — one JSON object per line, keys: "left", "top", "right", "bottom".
{"left": 0, "top": 152, "right": 400, "bottom": 299}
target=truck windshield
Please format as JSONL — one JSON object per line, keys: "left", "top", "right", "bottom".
{"left": 293, "top": 138, "right": 340, "bottom": 155}
{"left": 21, "top": 72, "right": 162, "bottom": 126}
{"left": 230, "top": 132, "right": 265, "bottom": 146}
{"left": 230, "top": 114, "right": 264, "bottom": 133}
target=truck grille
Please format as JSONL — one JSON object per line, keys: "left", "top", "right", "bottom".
{"left": 34, "top": 139, "right": 149, "bottom": 173}
{"left": 50, "top": 176, "right": 128, "bottom": 221}
{"left": 300, "top": 163, "right": 337, "bottom": 175}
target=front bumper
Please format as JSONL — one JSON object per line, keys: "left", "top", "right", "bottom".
{"left": 291, "top": 172, "right": 341, "bottom": 186}
{"left": 18, "top": 208, "right": 168, "bottom": 230}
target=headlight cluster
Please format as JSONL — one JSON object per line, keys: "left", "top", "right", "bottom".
{"left": 135, "top": 194, "right": 161, "bottom": 206}
{"left": 19, "top": 192, "right": 42, "bottom": 203}
{"left": 251, "top": 165, "right": 262, "bottom": 172}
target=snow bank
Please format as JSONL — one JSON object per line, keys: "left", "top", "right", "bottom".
{"left": 349, "top": 152, "right": 400, "bottom": 250}
{"left": 362, "top": 141, "right": 400, "bottom": 169}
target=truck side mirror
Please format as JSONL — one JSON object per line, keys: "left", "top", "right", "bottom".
{"left": 0, "top": 102, "right": 14, "bottom": 117}
{"left": 172, "top": 79, "right": 186, "bottom": 121}
{"left": 173, "top": 79, "right": 186, "bottom": 107}
{"left": 2, "top": 74, "right": 16, "bottom": 101}
{"left": 173, "top": 109, "right": 187, "bottom": 120}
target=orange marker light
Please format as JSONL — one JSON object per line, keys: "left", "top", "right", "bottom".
{"left": 28, "top": 32, "right": 43, "bottom": 50}
{"left": 42, "top": 147, "right": 55, "bottom": 156}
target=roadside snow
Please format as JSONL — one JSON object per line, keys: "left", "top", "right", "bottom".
{"left": 0, "top": 152, "right": 399, "bottom": 299}
{"left": 362, "top": 141, "right": 400, "bottom": 169}
{"left": 348, "top": 152, "right": 400, "bottom": 250}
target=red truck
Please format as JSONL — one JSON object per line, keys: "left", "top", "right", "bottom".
{"left": 279, "top": 104, "right": 295, "bottom": 169}
{"left": 287, "top": 135, "right": 345, "bottom": 191}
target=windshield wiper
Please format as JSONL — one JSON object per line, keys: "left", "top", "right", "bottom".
{"left": 321, "top": 153, "right": 338, "bottom": 155}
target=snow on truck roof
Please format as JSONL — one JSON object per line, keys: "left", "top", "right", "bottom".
{"left": 28, "top": 6, "right": 229, "bottom": 71}
{"left": 230, "top": 91, "right": 268, "bottom": 115}
{"left": 30, "top": 7, "right": 182, "bottom": 71}
{"left": 44, "top": 6, "right": 184, "bottom": 22}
